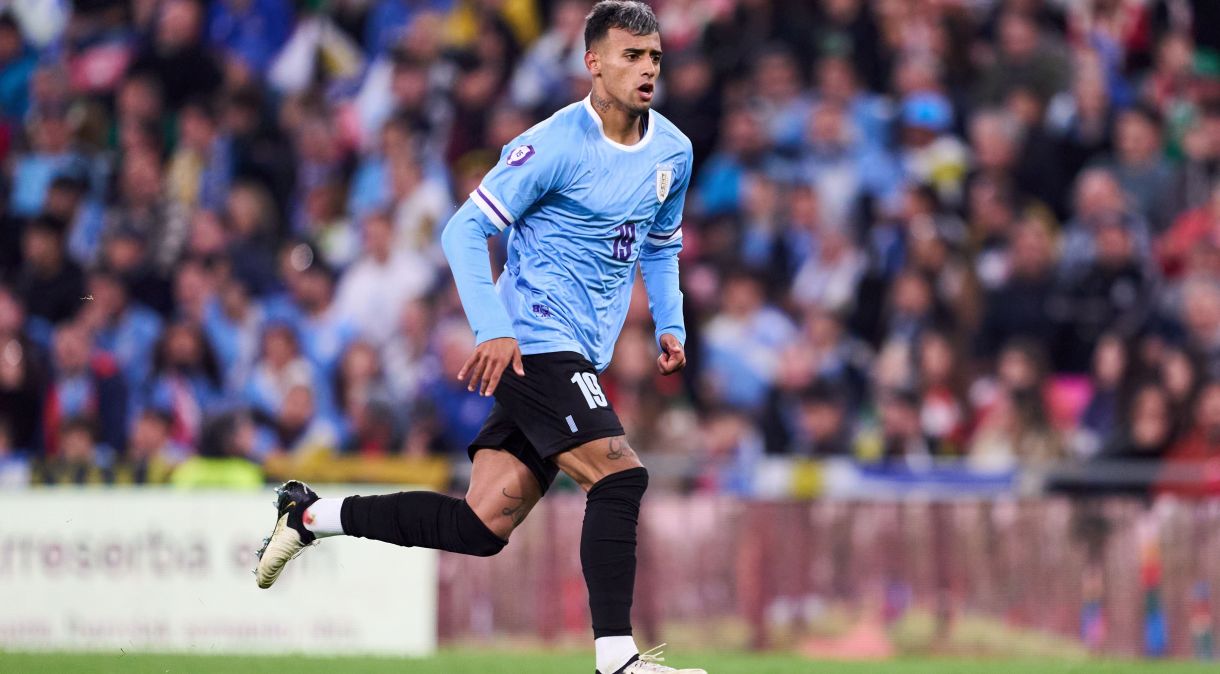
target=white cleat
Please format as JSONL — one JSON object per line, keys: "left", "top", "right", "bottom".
{"left": 254, "top": 480, "right": 319, "bottom": 589}
{"left": 604, "top": 645, "right": 708, "bottom": 674}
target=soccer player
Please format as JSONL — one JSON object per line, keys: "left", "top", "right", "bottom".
{"left": 254, "top": 3, "right": 702, "bottom": 672}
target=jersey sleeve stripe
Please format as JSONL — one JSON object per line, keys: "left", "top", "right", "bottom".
{"left": 472, "top": 186, "right": 512, "bottom": 230}
{"left": 646, "top": 227, "right": 682, "bottom": 241}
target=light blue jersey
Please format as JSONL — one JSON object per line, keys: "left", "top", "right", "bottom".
{"left": 442, "top": 97, "right": 692, "bottom": 372}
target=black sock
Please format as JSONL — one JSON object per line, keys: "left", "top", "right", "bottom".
{"left": 340, "top": 492, "right": 507, "bottom": 557}
{"left": 582, "top": 467, "right": 649, "bottom": 638}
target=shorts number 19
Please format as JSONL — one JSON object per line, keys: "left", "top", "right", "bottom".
{"left": 571, "top": 372, "right": 608, "bottom": 409}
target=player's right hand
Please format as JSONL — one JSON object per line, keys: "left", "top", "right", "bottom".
{"left": 458, "top": 337, "right": 525, "bottom": 397}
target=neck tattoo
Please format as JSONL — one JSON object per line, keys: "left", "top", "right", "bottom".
{"left": 591, "top": 91, "right": 613, "bottom": 113}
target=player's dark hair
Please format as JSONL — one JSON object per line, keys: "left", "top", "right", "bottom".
{"left": 584, "top": 1, "right": 659, "bottom": 51}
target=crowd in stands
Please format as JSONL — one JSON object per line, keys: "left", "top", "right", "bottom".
{"left": 1, "top": 0, "right": 1220, "bottom": 497}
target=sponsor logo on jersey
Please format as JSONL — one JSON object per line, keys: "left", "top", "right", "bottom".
{"left": 655, "top": 164, "right": 674, "bottom": 202}
{"left": 507, "top": 144, "right": 535, "bottom": 166}
{"left": 531, "top": 303, "right": 552, "bottom": 318}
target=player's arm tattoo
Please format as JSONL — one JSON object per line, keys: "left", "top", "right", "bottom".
{"left": 606, "top": 437, "right": 635, "bottom": 461}
{"left": 500, "top": 488, "right": 528, "bottom": 526}
{"left": 591, "top": 91, "right": 613, "bottom": 114}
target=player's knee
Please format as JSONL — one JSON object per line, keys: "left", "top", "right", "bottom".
{"left": 587, "top": 466, "right": 649, "bottom": 503}
{"left": 459, "top": 499, "right": 509, "bottom": 557}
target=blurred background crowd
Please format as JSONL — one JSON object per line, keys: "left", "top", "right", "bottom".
{"left": 0, "top": 0, "right": 1219, "bottom": 497}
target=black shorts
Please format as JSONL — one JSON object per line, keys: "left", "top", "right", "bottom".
{"left": 467, "top": 351, "right": 624, "bottom": 493}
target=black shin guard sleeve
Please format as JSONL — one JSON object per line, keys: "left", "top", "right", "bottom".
{"left": 340, "top": 491, "right": 507, "bottom": 557}
{"left": 581, "top": 467, "right": 649, "bottom": 638}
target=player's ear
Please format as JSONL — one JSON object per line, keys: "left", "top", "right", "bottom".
{"left": 585, "top": 49, "right": 599, "bottom": 75}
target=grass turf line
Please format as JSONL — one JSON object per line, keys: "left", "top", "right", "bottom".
{"left": 3, "top": 651, "right": 1220, "bottom": 674}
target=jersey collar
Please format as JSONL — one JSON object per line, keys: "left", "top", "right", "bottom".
{"left": 582, "top": 96, "right": 656, "bottom": 152}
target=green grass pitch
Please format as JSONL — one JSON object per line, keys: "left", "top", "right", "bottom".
{"left": 3, "top": 651, "right": 1218, "bottom": 673}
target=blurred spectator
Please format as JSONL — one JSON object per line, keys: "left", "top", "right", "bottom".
{"left": 146, "top": 321, "right": 223, "bottom": 447}
{"left": 416, "top": 321, "right": 493, "bottom": 458}
{"left": 336, "top": 210, "right": 434, "bottom": 347}
{"left": 244, "top": 321, "right": 324, "bottom": 421}
{"left": 696, "top": 107, "right": 769, "bottom": 217}
{"left": 1159, "top": 179, "right": 1220, "bottom": 278}
{"left": 509, "top": 0, "right": 587, "bottom": 115}
{"left": 970, "top": 339, "right": 1062, "bottom": 471}
{"left": 1100, "top": 381, "right": 1175, "bottom": 473}
{"left": 283, "top": 254, "right": 358, "bottom": 378}
{"left": 33, "top": 416, "right": 114, "bottom": 485}
{"left": 856, "top": 387, "right": 933, "bottom": 466}
{"left": 382, "top": 297, "right": 439, "bottom": 408}
{"left": 98, "top": 222, "right": 174, "bottom": 317}
{"left": 0, "top": 284, "right": 44, "bottom": 453}
{"left": 1106, "top": 104, "right": 1176, "bottom": 232}
{"left": 1157, "top": 379, "right": 1220, "bottom": 498}
{"left": 128, "top": 0, "right": 224, "bottom": 111}
{"left": 167, "top": 97, "right": 234, "bottom": 213}
{"left": 78, "top": 267, "right": 162, "bottom": 407}
{"left": 1172, "top": 102, "right": 1220, "bottom": 215}
{"left": 118, "top": 408, "right": 187, "bottom": 484}
{"left": 207, "top": 0, "right": 294, "bottom": 75}
{"left": 205, "top": 275, "right": 264, "bottom": 394}
{"left": 694, "top": 407, "right": 764, "bottom": 495}
{"left": 701, "top": 271, "right": 796, "bottom": 411}
{"left": 656, "top": 52, "right": 719, "bottom": 169}
{"left": 1179, "top": 278, "right": 1220, "bottom": 376}
{"left": 10, "top": 105, "right": 87, "bottom": 218}
{"left": 172, "top": 409, "right": 262, "bottom": 488}
{"left": 1076, "top": 334, "right": 1129, "bottom": 456}
{"left": 1047, "top": 56, "right": 1116, "bottom": 179}
{"left": 977, "top": 10, "right": 1070, "bottom": 105}
{"left": 0, "top": 419, "right": 30, "bottom": 487}
{"left": 45, "top": 321, "right": 127, "bottom": 455}
{"left": 223, "top": 181, "right": 281, "bottom": 295}
{"left": 102, "top": 146, "right": 190, "bottom": 274}
{"left": 791, "top": 222, "right": 865, "bottom": 314}
{"left": 16, "top": 215, "right": 84, "bottom": 327}
{"left": 1160, "top": 344, "right": 1201, "bottom": 428}
{"left": 798, "top": 101, "right": 901, "bottom": 230}
{"left": 334, "top": 340, "right": 396, "bottom": 451}
{"left": 1059, "top": 168, "right": 1152, "bottom": 276}
{"left": 976, "top": 217, "right": 1057, "bottom": 361}
{"left": 0, "top": 13, "right": 35, "bottom": 123}
{"left": 915, "top": 330, "right": 970, "bottom": 456}
{"left": 269, "top": 381, "right": 339, "bottom": 456}
{"left": 792, "top": 380, "right": 852, "bottom": 457}
{"left": 1051, "top": 214, "right": 1156, "bottom": 372}
{"left": 897, "top": 92, "right": 968, "bottom": 207}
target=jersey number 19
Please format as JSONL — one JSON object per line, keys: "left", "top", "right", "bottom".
{"left": 612, "top": 222, "right": 638, "bottom": 262}
{"left": 571, "top": 372, "right": 608, "bottom": 409}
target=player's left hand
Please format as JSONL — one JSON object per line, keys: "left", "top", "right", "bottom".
{"left": 657, "top": 333, "right": 686, "bottom": 376}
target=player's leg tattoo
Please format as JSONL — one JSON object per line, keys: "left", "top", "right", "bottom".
{"left": 500, "top": 488, "right": 529, "bottom": 526}
{"left": 606, "top": 437, "right": 635, "bottom": 461}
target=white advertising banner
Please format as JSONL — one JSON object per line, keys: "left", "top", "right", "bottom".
{"left": 0, "top": 487, "right": 436, "bottom": 655}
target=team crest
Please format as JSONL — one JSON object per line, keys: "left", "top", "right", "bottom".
{"left": 506, "top": 144, "right": 535, "bottom": 166}
{"left": 655, "top": 164, "right": 674, "bottom": 203}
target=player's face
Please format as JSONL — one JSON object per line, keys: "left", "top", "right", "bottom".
{"left": 592, "top": 28, "right": 662, "bottom": 115}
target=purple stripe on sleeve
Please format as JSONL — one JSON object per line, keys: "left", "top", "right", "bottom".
{"left": 647, "top": 228, "right": 680, "bottom": 240}
{"left": 475, "top": 187, "right": 511, "bottom": 227}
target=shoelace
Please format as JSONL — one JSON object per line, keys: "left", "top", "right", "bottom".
{"left": 629, "top": 644, "right": 672, "bottom": 671}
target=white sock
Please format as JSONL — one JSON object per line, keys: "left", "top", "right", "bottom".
{"left": 302, "top": 498, "right": 345, "bottom": 538}
{"left": 595, "top": 636, "right": 638, "bottom": 674}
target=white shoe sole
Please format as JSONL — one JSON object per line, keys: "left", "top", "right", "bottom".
{"left": 254, "top": 511, "right": 311, "bottom": 589}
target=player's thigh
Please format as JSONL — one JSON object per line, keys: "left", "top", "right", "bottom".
{"left": 466, "top": 448, "right": 544, "bottom": 540}
{"left": 553, "top": 435, "right": 644, "bottom": 492}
